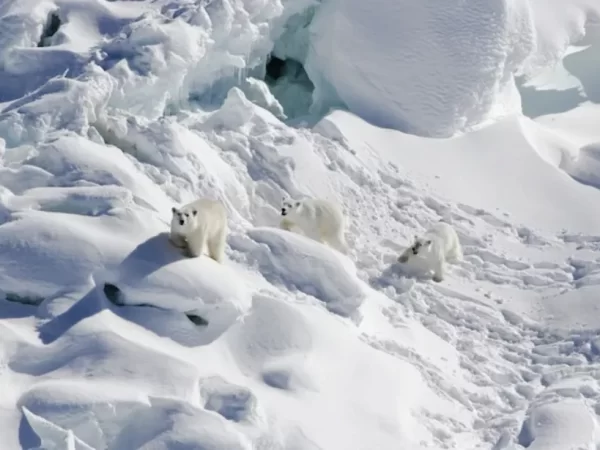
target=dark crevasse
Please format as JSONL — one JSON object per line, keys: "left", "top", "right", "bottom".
{"left": 263, "top": 54, "right": 315, "bottom": 120}
{"left": 37, "top": 12, "right": 62, "bottom": 47}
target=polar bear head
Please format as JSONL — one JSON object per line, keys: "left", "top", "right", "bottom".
{"left": 171, "top": 206, "right": 198, "bottom": 234}
{"left": 410, "top": 236, "right": 432, "bottom": 256}
{"left": 280, "top": 197, "right": 301, "bottom": 217}
{"left": 398, "top": 235, "right": 432, "bottom": 263}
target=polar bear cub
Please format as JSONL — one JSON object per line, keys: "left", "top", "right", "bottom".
{"left": 279, "top": 196, "right": 348, "bottom": 254}
{"left": 397, "top": 222, "right": 462, "bottom": 282}
{"left": 169, "top": 197, "right": 228, "bottom": 263}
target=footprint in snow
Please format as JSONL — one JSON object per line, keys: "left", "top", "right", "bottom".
{"left": 199, "top": 376, "right": 261, "bottom": 424}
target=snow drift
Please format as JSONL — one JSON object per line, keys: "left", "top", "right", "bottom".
{"left": 307, "top": 0, "right": 600, "bottom": 136}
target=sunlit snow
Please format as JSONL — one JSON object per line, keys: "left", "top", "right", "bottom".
{"left": 1, "top": 0, "right": 600, "bottom": 449}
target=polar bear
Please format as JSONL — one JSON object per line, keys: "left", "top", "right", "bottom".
{"left": 169, "top": 197, "right": 228, "bottom": 263}
{"left": 397, "top": 221, "right": 462, "bottom": 282}
{"left": 279, "top": 196, "right": 348, "bottom": 254}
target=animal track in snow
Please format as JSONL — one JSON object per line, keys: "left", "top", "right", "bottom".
{"left": 199, "top": 376, "right": 261, "bottom": 423}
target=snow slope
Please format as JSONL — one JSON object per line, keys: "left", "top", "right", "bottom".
{"left": 0, "top": 0, "right": 600, "bottom": 449}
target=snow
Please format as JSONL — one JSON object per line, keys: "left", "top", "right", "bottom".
{"left": 518, "top": 399, "right": 598, "bottom": 449}
{"left": 0, "top": 0, "right": 600, "bottom": 449}
{"left": 307, "top": 0, "right": 600, "bottom": 137}
{"left": 317, "top": 110, "right": 600, "bottom": 234}
{"left": 242, "top": 227, "right": 364, "bottom": 318}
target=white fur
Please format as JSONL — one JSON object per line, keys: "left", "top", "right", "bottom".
{"left": 169, "top": 198, "right": 228, "bottom": 263}
{"left": 397, "top": 222, "right": 462, "bottom": 282}
{"left": 279, "top": 196, "right": 348, "bottom": 254}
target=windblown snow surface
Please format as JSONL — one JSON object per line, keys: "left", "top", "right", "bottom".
{"left": 1, "top": 0, "right": 600, "bottom": 449}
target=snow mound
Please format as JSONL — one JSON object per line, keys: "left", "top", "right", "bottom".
{"left": 93, "top": 112, "right": 251, "bottom": 214}
{"left": 18, "top": 379, "right": 149, "bottom": 449}
{"left": 0, "top": 208, "right": 154, "bottom": 298}
{"left": 224, "top": 293, "right": 444, "bottom": 449}
{"left": 518, "top": 399, "right": 598, "bottom": 449}
{"left": 241, "top": 227, "right": 365, "bottom": 318}
{"left": 21, "top": 406, "right": 96, "bottom": 450}
{"left": 519, "top": 119, "right": 600, "bottom": 191}
{"left": 567, "top": 141, "right": 600, "bottom": 188}
{"left": 21, "top": 134, "right": 169, "bottom": 210}
{"left": 110, "top": 397, "right": 253, "bottom": 450}
{"left": 199, "top": 376, "right": 263, "bottom": 423}
{"left": 98, "top": 231, "right": 252, "bottom": 340}
{"left": 307, "top": 0, "right": 600, "bottom": 136}
{"left": 307, "top": 0, "right": 534, "bottom": 136}
{"left": 225, "top": 293, "right": 315, "bottom": 380}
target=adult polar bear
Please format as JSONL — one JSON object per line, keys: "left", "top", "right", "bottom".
{"left": 169, "top": 197, "right": 227, "bottom": 262}
{"left": 398, "top": 221, "right": 462, "bottom": 282}
{"left": 279, "top": 196, "right": 349, "bottom": 254}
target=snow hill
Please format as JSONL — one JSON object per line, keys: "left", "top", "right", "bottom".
{"left": 0, "top": 0, "right": 600, "bottom": 449}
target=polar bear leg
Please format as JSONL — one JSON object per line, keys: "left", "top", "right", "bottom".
{"left": 185, "top": 230, "right": 206, "bottom": 258}
{"left": 432, "top": 257, "right": 445, "bottom": 283}
{"left": 318, "top": 221, "right": 345, "bottom": 253}
{"left": 448, "top": 243, "right": 463, "bottom": 262}
{"left": 327, "top": 231, "right": 349, "bottom": 255}
{"left": 446, "top": 235, "right": 463, "bottom": 262}
{"left": 169, "top": 233, "right": 187, "bottom": 249}
{"left": 207, "top": 227, "right": 226, "bottom": 263}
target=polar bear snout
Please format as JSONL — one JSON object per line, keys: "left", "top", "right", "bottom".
{"left": 280, "top": 199, "right": 301, "bottom": 217}
{"left": 410, "top": 238, "right": 432, "bottom": 256}
{"left": 176, "top": 213, "right": 187, "bottom": 227}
